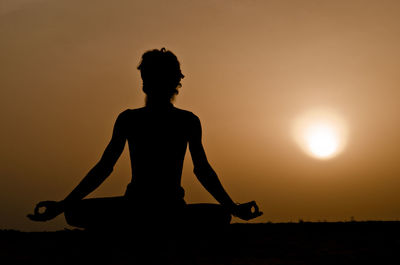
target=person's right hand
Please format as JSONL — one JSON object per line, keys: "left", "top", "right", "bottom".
{"left": 232, "top": 201, "right": 263, "bottom": 221}
{"left": 27, "top": 201, "right": 64, "bottom": 222}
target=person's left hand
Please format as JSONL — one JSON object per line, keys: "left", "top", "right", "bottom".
{"left": 27, "top": 201, "right": 64, "bottom": 222}
{"left": 232, "top": 201, "right": 263, "bottom": 221}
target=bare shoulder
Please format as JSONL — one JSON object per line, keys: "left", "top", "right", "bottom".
{"left": 114, "top": 108, "right": 144, "bottom": 131}
{"left": 172, "top": 107, "right": 200, "bottom": 122}
{"left": 172, "top": 108, "right": 202, "bottom": 139}
{"left": 117, "top": 108, "right": 145, "bottom": 120}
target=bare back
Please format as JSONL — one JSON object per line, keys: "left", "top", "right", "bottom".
{"left": 118, "top": 105, "right": 200, "bottom": 204}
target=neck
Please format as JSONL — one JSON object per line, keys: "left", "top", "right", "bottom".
{"left": 145, "top": 96, "right": 173, "bottom": 108}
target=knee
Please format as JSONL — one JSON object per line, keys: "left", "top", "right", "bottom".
{"left": 212, "top": 205, "right": 232, "bottom": 226}
{"left": 221, "top": 208, "right": 232, "bottom": 225}
{"left": 64, "top": 203, "right": 84, "bottom": 228}
{"left": 64, "top": 207, "right": 76, "bottom": 227}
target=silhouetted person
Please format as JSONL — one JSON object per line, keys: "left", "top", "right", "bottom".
{"left": 28, "top": 48, "right": 262, "bottom": 231}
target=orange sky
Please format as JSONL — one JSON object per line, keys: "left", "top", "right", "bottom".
{"left": 1, "top": 0, "right": 400, "bottom": 231}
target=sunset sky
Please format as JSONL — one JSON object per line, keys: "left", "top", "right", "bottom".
{"left": 1, "top": 0, "right": 400, "bottom": 231}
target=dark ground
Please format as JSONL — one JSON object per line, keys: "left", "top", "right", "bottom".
{"left": 1, "top": 221, "right": 400, "bottom": 265}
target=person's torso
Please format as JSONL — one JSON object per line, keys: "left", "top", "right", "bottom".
{"left": 122, "top": 106, "right": 196, "bottom": 203}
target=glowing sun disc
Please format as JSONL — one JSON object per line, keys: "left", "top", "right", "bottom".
{"left": 305, "top": 124, "right": 338, "bottom": 158}
{"left": 292, "top": 108, "right": 348, "bottom": 160}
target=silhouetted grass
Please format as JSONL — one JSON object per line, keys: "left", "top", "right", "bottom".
{"left": 1, "top": 221, "right": 399, "bottom": 265}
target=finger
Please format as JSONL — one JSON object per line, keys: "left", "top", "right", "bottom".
{"left": 35, "top": 201, "right": 54, "bottom": 215}
{"left": 27, "top": 214, "right": 35, "bottom": 220}
{"left": 249, "top": 200, "right": 258, "bottom": 207}
{"left": 249, "top": 211, "right": 263, "bottom": 219}
{"left": 252, "top": 203, "right": 259, "bottom": 214}
{"left": 242, "top": 210, "right": 263, "bottom": 220}
{"left": 34, "top": 205, "right": 41, "bottom": 215}
{"left": 241, "top": 201, "right": 254, "bottom": 211}
{"left": 34, "top": 202, "right": 45, "bottom": 215}
{"left": 246, "top": 201, "right": 256, "bottom": 206}
{"left": 248, "top": 201, "right": 257, "bottom": 207}
{"left": 27, "top": 214, "right": 46, "bottom": 222}
{"left": 255, "top": 211, "right": 263, "bottom": 217}
{"left": 244, "top": 201, "right": 259, "bottom": 215}
{"left": 37, "top": 201, "right": 53, "bottom": 208}
{"left": 34, "top": 205, "right": 47, "bottom": 215}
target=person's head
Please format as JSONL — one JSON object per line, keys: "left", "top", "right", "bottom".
{"left": 137, "top": 48, "right": 184, "bottom": 104}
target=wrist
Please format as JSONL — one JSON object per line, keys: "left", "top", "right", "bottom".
{"left": 58, "top": 199, "right": 73, "bottom": 212}
{"left": 224, "top": 201, "right": 238, "bottom": 214}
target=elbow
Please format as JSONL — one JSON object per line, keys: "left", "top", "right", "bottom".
{"left": 193, "top": 164, "right": 215, "bottom": 179}
{"left": 94, "top": 162, "right": 114, "bottom": 177}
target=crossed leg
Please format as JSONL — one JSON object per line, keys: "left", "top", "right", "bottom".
{"left": 64, "top": 197, "right": 231, "bottom": 230}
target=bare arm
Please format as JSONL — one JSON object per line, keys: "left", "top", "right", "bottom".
{"left": 28, "top": 111, "right": 128, "bottom": 221}
{"left": 63, "top": 112, "right": 127, "bottom": 203}
{"left": 188, "top": 115, "right": 236, "bottom": 209}
{"left": 188, "top": 115, "right": 262, "bottom": 220}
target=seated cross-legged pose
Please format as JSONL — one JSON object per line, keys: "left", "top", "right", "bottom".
{"left": 28, "top": 48, "right": 262, "bottom": 231}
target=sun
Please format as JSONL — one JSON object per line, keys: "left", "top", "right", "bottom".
{"left": 292, "top": 108, "right": 348, "bottom": 160}
{"left": 305, "top": 123, "right": 339, "bottom": 158}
